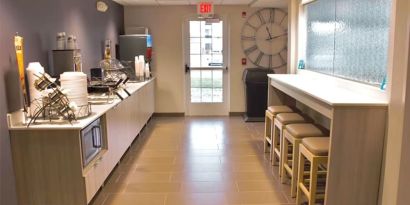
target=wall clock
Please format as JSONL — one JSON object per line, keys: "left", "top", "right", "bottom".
{"left": 241, "top": 8, "right": 288, "bottom": 69}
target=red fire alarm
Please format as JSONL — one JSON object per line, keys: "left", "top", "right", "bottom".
{"left": 242, "top": 58, "right": 247, "bottom": 65}
{"left": 242, "top": 11, "right": 247, "bottom": 18}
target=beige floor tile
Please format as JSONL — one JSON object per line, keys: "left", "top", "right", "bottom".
{"left": 224, "top": 171, "right": 275, "bottom": 181}
{"left": 140, "top": 150, "right": 182, "bottom": 157}
{"left": 236, "top": 180, "right": 279, "bottom": 192}
{"left": 220, "top": 155, "right": 262, "bottom": 164}
{"left": 132, "top": 156, "right": 176, "bottom": 165}
{"left": 120, "top": 172, "right": 171, "bottom": 183}
{"left": 225, "top": 163, "right": 270, "bottom": 173}
{"left": 165, "top": 193, "right": 227, "bottom": 205}
{"left": 182, "top": 181, "right": 238, "bottom": 193}
{"left": 135, "top": 164, "right": 179, "bottom": 172}
{"left": 171, "top": 172, "right": 223, "bottom": 182}
{"left": 125, "top": 182, "right": 182, "bottom": 193}
{"left": 93, "top": 117, "right": 297, "bottom": 205}
{"left": 142, "top": 143, "right": 181, "bottom": 151}
{"left": 226, "top": 191, "right": 288, "bottom": 204}
{"left": 103, "top": 193, "right": 166, "bottom": 205}
{"left": 174, "top": 156, "right": 221, "bottom": 164}
{"left": 184, "top": 149, "right": 222, "bottom": 157}
{"left": 183, "top": 163, "right": 224, "bottom": 172}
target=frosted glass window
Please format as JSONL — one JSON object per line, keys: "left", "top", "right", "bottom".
{"left": 304, "top": 0, "right": 392, "bottom": 86}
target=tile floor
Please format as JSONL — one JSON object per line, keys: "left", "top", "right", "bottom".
{"left": 91, "top": 117, "right": 296, "bottom": 205}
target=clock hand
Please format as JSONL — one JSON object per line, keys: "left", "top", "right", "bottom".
{"left": 266, "top": 33, "right": 287, "bottom": 41}
{"left": 265, "top": 26, "right": 273, "bottom": 40}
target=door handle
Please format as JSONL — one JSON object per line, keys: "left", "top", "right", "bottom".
{"left": 92, "top": 126, "right": 102, "bottom": 148}
{"left": 185, "top": 64, "right": 190, "bottom": 73}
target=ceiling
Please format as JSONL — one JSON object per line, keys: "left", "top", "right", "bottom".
{"left": 113, "top": 0, "right": 289, "bottom": 8}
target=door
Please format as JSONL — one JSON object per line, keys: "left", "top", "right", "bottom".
{"left": 184, "top": 17, "right": 229, "bottom": 116}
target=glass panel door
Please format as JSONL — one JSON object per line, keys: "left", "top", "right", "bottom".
{"left": 185, "top": 18, "right": 228, "bottom": 116}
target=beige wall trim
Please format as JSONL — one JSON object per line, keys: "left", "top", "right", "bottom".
{"left": 397, "top": 18, "right": 410, "bottom": 205}
{"left": 229, "top": 112, "right": 245, "bottom": 116}
{"left": 380, "top": 0, "right": 410, "bottom": 204}
{"left": 153, "top": 112, "right": 185, "bottom": 117}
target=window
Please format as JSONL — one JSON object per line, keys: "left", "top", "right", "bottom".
{"left": 189, "top": 20, "right": 224, "bottom": 68}
{"left": 301, "top": 0, "right": 392, "bottom": 86}
{"left": 190, "top": 70, "right": 223, "bottom": 103}
{"left": 188, "top": 19, "right": 225, "bottom": 103}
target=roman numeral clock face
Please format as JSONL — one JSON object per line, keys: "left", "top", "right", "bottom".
{"left": 241, "top": 8, "right": 288, "bottom": 69}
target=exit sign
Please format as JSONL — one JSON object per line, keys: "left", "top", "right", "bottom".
{"left": 197, "top": 2, "right": 214, "bottom": 16}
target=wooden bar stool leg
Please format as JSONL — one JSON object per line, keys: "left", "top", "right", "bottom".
{"left": 296, "top": 149, "right": 306, "bottom": 205}
{"left": 263, "top": 115, "right": 271, "bottom": 153}
{"left": 263, "top": 112, "right": 271, "bottom": 153}
{"left": 290, "top": 139, "right": 301, "bottom": 197}
{"left": 280, "top": 135, "right": 289, "bottom": 184}
{"left": 309, "top": 158, "right": 318, "bottom": 205}
{"left": 271, "top": 124, "right": 279, "bottom": 166}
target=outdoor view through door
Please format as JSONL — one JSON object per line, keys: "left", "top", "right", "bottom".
{"left": 185, "top": 18, "right": 228, "bottom": 116}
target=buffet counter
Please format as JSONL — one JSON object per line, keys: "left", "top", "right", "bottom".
{"left": 8, "top": 78, "right": 155, "bottom": 205}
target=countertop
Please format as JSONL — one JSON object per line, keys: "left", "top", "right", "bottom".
{"left": 7, "top": 78, "right": 154, "bottom": 131}
{"left": 268, "top": 74, "right": 388, "bottom": 106}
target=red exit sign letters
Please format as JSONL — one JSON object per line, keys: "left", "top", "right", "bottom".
{"left": 197, "top": 2, "right": 214, "bottom": 15}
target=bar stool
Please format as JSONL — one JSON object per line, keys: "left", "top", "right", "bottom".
{"left": 280, "top": 123, "right": 325, "bottom": 197}
{"left": 271, "top": 113, "right": 306, "bottom": 170}
{"left": 296, "top": 137, "right": 330, "bottom": 205}
{"left": 264, "top": 106, "right": 293, "bottom": 154}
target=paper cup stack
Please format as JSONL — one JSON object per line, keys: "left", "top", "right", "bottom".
{"left": 60, "top": 72, "right": 88, "bottom": 117}
{"left": 27, "top": 62, "right": 45, "bottom": 115}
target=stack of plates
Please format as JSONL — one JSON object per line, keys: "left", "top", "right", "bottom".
{"left": 60, "top": 72, "right": 88, "bottom": 108}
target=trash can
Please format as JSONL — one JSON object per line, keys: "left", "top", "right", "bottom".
{"left": 243, "top": 68, "right": 275, "bottom": 122}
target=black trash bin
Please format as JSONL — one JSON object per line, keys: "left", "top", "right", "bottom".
{"left": 243, "top": 68, "right": 275, "bottom": 122}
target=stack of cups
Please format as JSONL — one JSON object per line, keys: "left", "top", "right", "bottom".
{"left": 27, "top": 62, "right": 45, "bottom": 116}
{"left": 145, "top": 63, "right": 150, "bottom": 79}
{"left": 138, "top": 55, "right": 145, "bottom": 81}
{"left": 60, "top": 72, "right": 88, "bottom": 117}
{"left": 134, "top": 56, "right": 139, "bottom": 80}
{"left": 135, "top": 55, "right": 146, "bottom": 81}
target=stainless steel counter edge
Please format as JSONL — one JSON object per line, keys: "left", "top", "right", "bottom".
{"left": 7, "top": 78, "right": 155, "bottom": 131}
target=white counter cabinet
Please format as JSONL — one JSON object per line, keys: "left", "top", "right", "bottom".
{"left": 8, "top": 79, "right": 155, "bottom": 205}
{"left": 268, "top": 74, "right": 388, "bottom": 205}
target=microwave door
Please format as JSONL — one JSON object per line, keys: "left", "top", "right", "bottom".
{"left": 82, "top": 126, "right": 99, "bottom": 166}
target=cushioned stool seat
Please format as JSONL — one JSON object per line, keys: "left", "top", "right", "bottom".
{"left": 271, "top": 113, "right": 306, "bottom": 171}
{"left": 264, "top": 106, "right": 294, "bottom": 155}
{"left": 281, "top": 123, "right": 325, "bottom": 197}
{"left": 297, "top": 137, "right": 330, "bottom": 205}
{"left": 275, "top": 113, "right": 306, "bottom": 124}
{"left": 302, "top": 137, "right": 329, "bottom": 156}
{"left": 268, "top": 105, "right": 293, "bottom": 115}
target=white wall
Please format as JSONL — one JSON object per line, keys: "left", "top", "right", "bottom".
{"left": 124, "top": 5, "right": 287, "bottom": 113}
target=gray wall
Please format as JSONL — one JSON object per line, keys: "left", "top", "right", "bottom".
{"left": 0, "top": 0, "right": 123, "bottom": 204}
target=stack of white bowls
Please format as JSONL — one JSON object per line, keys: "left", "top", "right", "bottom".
{"left": 60, "top": 72, "right": 88, "bottom": 116}
{"left": 26, "top": 62, "right": 45, "bottom": 116}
